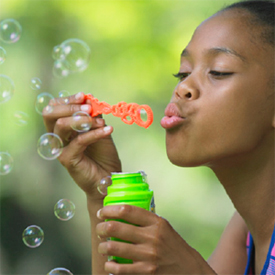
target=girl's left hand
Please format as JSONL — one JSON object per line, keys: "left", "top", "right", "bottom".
{"left": 96, "top": 205, "right": 216, "bottom": 274}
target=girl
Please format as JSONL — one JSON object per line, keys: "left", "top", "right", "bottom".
{"left": 43, "top": 0, "right": 275, "bottom": 274}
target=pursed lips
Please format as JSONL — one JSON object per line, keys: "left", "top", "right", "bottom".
{"left": 160, "top": 103, "right": 186, "bottom": 129}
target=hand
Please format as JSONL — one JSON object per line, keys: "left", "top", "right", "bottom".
{"left": 96, "top": 205, "right": 216, "bottom": 274}
{"left": 42, "top": 92, "right": 122, "bottom": 200}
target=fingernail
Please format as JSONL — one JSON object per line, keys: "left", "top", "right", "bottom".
{"left": 103, "top": 126, "right": 112, "bottom": 133}
{"left": 97, "top": 209, "right": 102, "bottom": 219}
{"left": 81, "top": 105, "right": 91, "bottom": 112}
{"left": 96, "top": 118, "right": 104, "bottom": 125}
{"left": 75, "top": 92, "right": 82, "bottom": 100}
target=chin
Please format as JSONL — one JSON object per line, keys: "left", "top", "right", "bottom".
{"left": 167, "top": 151, "right": 203, "bottom": 168}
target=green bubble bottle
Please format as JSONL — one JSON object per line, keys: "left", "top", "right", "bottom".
{"left": 103, "top": 171, "right": 155, "bottom": 264}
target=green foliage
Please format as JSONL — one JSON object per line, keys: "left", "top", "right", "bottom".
{"left": 0, "top": 0, "right": 235, "bottom": 273}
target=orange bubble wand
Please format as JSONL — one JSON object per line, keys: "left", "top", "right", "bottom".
{"left": 84, "top": 94, "right": 153, "bottom": 128}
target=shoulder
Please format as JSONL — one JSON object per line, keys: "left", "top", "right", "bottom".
{"left": 208, "top": 211, "right": 249, "bottom": 274}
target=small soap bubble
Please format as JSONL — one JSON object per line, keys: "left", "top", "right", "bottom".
{"left": 13, "top": 111, "right": 29, "bottom": 126}
{"left": 58, "top": 90, "right": 70, "bottom": 98}
{"left": 54, "top": 199, "right": 75, "bottom": 221}
{"left": 35, "top": 92, "right": 54, "bottom": 115}
{"left": 37, "top": 133, "right": 63, "bottom": 160}
{"left": 52, "top": 60, "right": 70, "bottom": 78}
{"left": 30, "top": 77, "right": 42, "bottom": 90}
{"left": 139, "top": 108, "right": 148, "bottom": 122}
{"left": 139, "top": 170, "right": 147, "bottom": 182}
{"left": 0, "top": 19, "right": 22, "bottom": 43}
{"left": 52, "top": 45, "right": 65, "bottom": 60}
{"left": 0, "top": 152, "right": 13, "bottom": 175}
{"left": 53, "top": 38, "right": 91, "bottom": 74}
{"left": 47, "top": 267, "right": 73, "bottom": 275}
{"left": 58, "top": 90, "right": 70, "bottom": 104}
{"left": 22, "top": 225, "right": 44, "bottom": 248}
{"left": 0, "top": 47, "right": 7, "bottom": 65}
{"left": 71, "top": 111, "right": 92, "bottom": 132}
{"left": 97, "top": 176, "right": 112, "bottom": 196}
{"left": 0, "top": 74, "right": 15, "bottom": 104}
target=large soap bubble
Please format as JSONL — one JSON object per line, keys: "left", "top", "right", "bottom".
{"left": 37, "top": 133, "right": 63, "bottom": 160}
{"left": 52, "top": 38, "right": 91, "bottom": 77}
{"left": 0, "top": 74, "right": 15, "bottom": 104}
{"left": 0, "top": 19, "right": 22, "bottom": 43}
{"left": 22, "top": 225, "right": 44, "bottom": 248}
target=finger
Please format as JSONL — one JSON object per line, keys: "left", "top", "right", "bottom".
{"left": 98, "top": 205, "right": 159, "bottom": 227}
{"left": 54, "top": 117, "right": 105, "bottom": 146}
{"left": 58, "top": 124, "right": 113, "bottom": 167}
{"left": 105, "top": 260, "right": 157, "bottom": 275}
{"left": 98, "top": 241, "right": 155, "bottom": 262}
{"left": 96, "top": 220, "right": 145, "bottom": 244}
{"left": 50, "top": 92, "right": 86, "bottom": 106}
{"left": 43, "top": 104, "right": 92, "bottom": 133}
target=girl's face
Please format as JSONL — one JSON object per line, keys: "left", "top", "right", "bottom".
{"left": 161, "top": 10, "right": 274, "bottom": 168}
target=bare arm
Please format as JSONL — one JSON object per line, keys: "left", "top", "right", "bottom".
{"left": 208, "top": 211, "right": 248, "bottom": 275}
{"left": 87, "top": 198, "right": 108, "bottom": 275}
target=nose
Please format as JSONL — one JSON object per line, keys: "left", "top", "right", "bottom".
{"left": 174, "top": 78, "right": 200, "bottom": 100}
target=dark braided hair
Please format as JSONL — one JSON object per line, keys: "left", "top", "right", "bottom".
{"left": 220, "top": 0, "right": 275, "bottom": 46}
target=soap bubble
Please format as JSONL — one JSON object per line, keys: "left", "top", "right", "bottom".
{"left": 47, "top": 267, "right": 73, "bottom": 275}
{"left": 0, "top": 74, "right": 15, "bottom": 103}
{"left": 13, "top": 111, "right": 29, "bottom": 126}
{"left": 58, "top": 90, "right": 70, "bottom": 98}
{"left": 0, "top": 19, "right": 22, "bottom": 43}
{"left": 58, "top": 90, "right": 70, "bottom": 104}
{"left": 35, "top": 92, "right": 54, "bottom": 115}
{"left": 97, "top": 176, "right": 112, "bottom": 196}
{"left": 52, "top": 38, "right": 91, "bottom": 76}
{"left": 139, "top": 108, "right": 148, "bottom": 122}
{"left": 0, "top": 152, "right": 13, "bottom": 175}
{"left": 30, "top": 77, "right": 42, "bottom": 90}
{"left": 54, "top": 199, "right": 75, "bottom": 221}
{"left": 139, "top": 170, "right": 147, "bottom": 182}
{"left": 52, "top": 45, "right": 65, "bottom": 60}
{"left": 0, "top": 47, "right": 7, "bottom": 65}
{"left": 71, "top": 111, "right": 92, "bottom": 132}
{"left": 52, "top": 60, "right": 70, "bottom": 78}
{"left": 22, "top": 225, "right": 44, "bottom": 248}
{"left": 37, "top": 133, "right": 63, "bottom": 160}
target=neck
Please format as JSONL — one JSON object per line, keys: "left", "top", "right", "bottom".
{"left": 209, "top": 131, "right": 274, "bottom": 246}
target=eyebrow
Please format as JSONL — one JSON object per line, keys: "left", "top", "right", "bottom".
{"left": 181, "top": 47, "right": 247, "bottom": 62}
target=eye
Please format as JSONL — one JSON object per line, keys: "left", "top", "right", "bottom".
{"left": 173, "top": 72, "right": 191, "bottom": 81}
{"left": 209, "top": 71, "right": 233, "bottom": 78}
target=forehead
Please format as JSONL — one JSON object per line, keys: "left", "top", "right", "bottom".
{"left": 186, "top": 10, "right": 267, "bottom": 63}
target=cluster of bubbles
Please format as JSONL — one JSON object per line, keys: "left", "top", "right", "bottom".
{"left": 0, "top": 19, "right": 22, "bottom": 103}
{"left": 0, "top": 18, "right": 94, "bottom": 275}
{"left": 52, "top": 38, "right": 91, "bottom": 78}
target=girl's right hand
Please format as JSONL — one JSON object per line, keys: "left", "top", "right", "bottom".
{"left": 42, "top": 92, "right": 122, "bottom": 201}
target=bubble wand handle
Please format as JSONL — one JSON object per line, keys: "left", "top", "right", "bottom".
{"left": 84, "top": 94, "right": 153, "bottom": 128}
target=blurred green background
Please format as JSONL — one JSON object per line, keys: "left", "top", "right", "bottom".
{"left": 0, "top": 0, "right": 236, "bottom": 274}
